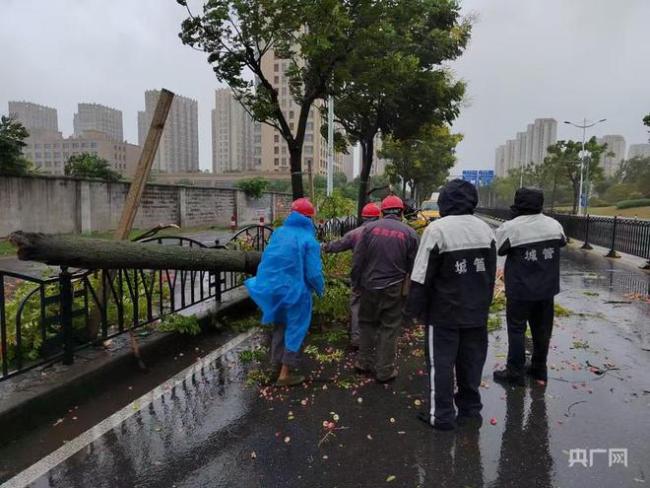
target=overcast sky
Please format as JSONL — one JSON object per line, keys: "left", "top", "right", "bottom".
{"left": 1, "top": 0, "right": 649, "bottom": 174}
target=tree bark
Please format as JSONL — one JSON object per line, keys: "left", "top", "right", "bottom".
{"left": 357, "top": 137, "right": 375, "bottom": 220}
{"left": 9, "top": 232, "right": 262, "bottom": 275}
{"left": 289, "top": 144, "right": 305, "bottom": 200}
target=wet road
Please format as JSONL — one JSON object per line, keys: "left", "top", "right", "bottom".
{"left": 2, "top": 246, "right": 649, "bottom": 488}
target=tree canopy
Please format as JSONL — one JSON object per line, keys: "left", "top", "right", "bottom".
{"left": 178, "top": 0, "right": 371, "bottom": 199}
{"left": 0, "top": 115, "right": 32, "bottom": 176}
{"left": 330, "top": 0, "right": 470, "bottom": 215}
{"left": 64, "top": 153, "right": 122, "bottom": 182}
{"left": 383, "top": 124, "right": 462, "bottom": 203}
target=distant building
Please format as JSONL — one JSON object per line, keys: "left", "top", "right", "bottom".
{"left": 257, "top": 50, "right": 342, "bottom": 176}
{"left": 73, "top": 103, "right": 123, "bottom": 141}
{"left": 8, "top": 101, "right": 58, "bottom": 132}
{"left": 22, "top": 130, "right": 140, "bottom": 177}
{"left": 495, "top": 145, "right": 506, "bottom": 177}
{"left": 370, "top": 134, "right": 390, "bottom": 177}
{"left": 211, "top": 89, "right": 255, "bottom": 173}
{"left": 342, "top": 149, "right": 355, "bottom": 181}
{"left": 627, "top": 143, "right": 650, "bottom": 160}
{"left": 494, "top": 118, "right": 557, "bottom": 176}
{"left": 137, "top": 90, "right": 199, "bottom": 173}
{"left": 597, "top": 135, "right": 626, "bottom": 177}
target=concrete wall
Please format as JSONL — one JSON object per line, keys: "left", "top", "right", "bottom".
{"left": 0, "top": 175, "right": 292, "bottom": 237}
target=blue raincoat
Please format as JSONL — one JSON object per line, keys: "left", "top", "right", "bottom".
{"left": 245, "top": 211, "right": 325, "bottom": 352}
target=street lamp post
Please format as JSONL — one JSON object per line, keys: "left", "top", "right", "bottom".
{"left": 564, "top": 118, "right": 606, "bottom": 216}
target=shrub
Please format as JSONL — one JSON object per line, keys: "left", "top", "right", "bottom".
{"left": 616, "top": 198, "right": 650, "bottom": 209}
{"left": 158, "top": 314, "right": 201, "bottom": 335}
{"left": 236, "top": 177, "right": 269, "bottom": 199}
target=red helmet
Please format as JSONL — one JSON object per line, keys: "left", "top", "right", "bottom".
{"left": 361, "top": 203, "right": 381, "bottom": 218}
{"left": 381, "top": 195, "right": 404, "bottom": 211}
{"left": 291, "top": 197, "right": 315, "bottom": 217}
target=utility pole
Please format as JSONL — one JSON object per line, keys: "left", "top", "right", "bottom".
{"left": 326, "top": 95, "right": 334, "bottom": 196}
{"left": 564, "top": 117, "right": 606, "bottom": 216}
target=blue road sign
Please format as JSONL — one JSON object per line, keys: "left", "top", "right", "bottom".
{"left": 463, "top": 170, "right": 494, "bottom": 187}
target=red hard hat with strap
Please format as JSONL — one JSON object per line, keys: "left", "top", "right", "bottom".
{"left": 381, "top": 195, "right": 404, "bottom": 211}
{"left": 291, "top": 197, "right": 315, "bottom": 217}
{"left": 361, "top": 203, "right": 381, "bottom": 218}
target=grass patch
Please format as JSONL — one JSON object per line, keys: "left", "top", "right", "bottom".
{"left": 0, "top": 239, "right": 16, "bottom": 257}
{"left": 158, "top": 314, "right": 201, "bottom": 336}
{"left": 571, "top": 340, "right": 590, "bottom": 350}
{"left": 490, "top": 294, "right": 506, "bottom": 313}
{"left": 245, "top": 368, "right": 270, "bottom": 387}
{"left": 304, "top": 345, "right": 344, "bottom": 363}
{"left": 239, "top": 345, "right": 268, "bottom": 363}
{"left": 583, "top": 291, "right": 600, "bottom": 297}
{"left": 487, "top": 314, "right": 502, "bottom": 332}
{"left": 554, "top": 303, "right": 572, "bottom": 317}
{"left": 227, "top": 313, "right": 261, "bottom": 332}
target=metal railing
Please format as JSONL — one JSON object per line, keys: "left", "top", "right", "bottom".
{"left": 316, "top": 216, "right": 359, "bottom": 241}
{"left": 477, "top": 208, "right": 650, "bottom": 266}
{"left": 0, "top": 225, "right": 273, "bottom": 382}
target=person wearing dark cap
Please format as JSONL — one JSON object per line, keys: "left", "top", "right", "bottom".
{"left": 492, "top": 188, "right": 566, "bottom": 387}
{"left": 408, "top": 179, "right": 496, "bottom": 431}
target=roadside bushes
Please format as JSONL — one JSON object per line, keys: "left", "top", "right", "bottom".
{"left": 616, "top": 198, "right": 650, "bottom": 209}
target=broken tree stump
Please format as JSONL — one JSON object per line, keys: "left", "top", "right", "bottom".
{"left": 9, "top": 232, "right": 262, "bottom": 275}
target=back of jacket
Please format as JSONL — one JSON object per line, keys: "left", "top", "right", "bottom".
{"left": 352, "top": 215, "right": 419, "bottom": 290}
{"left": 410, "top": 215, "right": 497, "bottom": 328}
{"left": 496, "top": 213, "right": 566, "bottom": 301}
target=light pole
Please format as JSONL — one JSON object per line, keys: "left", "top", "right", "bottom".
{"left": 564, "top": 118, "right": 606, "bottom": 216}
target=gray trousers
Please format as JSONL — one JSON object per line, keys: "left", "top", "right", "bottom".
{"left": 358, "top": 283, "right": 404, "bottom": 381}
{"left": 270, "top": 324, "right": 302, "bottom": 368}
{"left": 349, "top": 288, "right": 361, "bottom": 344}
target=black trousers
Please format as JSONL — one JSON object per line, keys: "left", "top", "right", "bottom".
{"left": 426, "top": 325, "right": 488, "bottom": 426}
{"left": 506, "top": 297, "right": 554, "bottom": 379}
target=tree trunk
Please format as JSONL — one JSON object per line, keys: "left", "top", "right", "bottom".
{"left": 9, "top": 232, "right": 262, "bottom": 275}
{"left": 401, "top": 178, "right": 406, "bottom": 198}
{"left": 289, "top": 144, "right": 305, "bottom": 200}
{"left": 357, "top": 138, "right": 375, "bottom": 220}
{"left": 550, "top": 172, "right": 558, "bottom": 211}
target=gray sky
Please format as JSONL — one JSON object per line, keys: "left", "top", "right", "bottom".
{"left": 1, "top": 0, "right": 649, "bottom": 174}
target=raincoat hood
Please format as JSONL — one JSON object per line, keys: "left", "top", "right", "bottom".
{"left": 510, "top": 188, "right": 544, "bottom": 217}
{"left": 285, "top": 210, "right": 316, "bottom": 232}
{"left": 438, "top": 179, "right": 478, "bottom": 217}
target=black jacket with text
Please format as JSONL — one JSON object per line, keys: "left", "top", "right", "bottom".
{"left": 496, "top": 213, "right": 566, "bottom": 301}
{"left": 408, "top": 181, "right": 497, "bottom": 328}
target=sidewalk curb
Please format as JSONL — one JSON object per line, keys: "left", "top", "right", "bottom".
{"left": 0, "top": 290, "right": 253, "bottom": 446}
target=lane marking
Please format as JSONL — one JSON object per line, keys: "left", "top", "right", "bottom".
{"left": 1, "top": 328, "right": 259, "bottom": 488}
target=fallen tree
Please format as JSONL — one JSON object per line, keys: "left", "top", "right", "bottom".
{"left": 9, "top": 231, "right": 262, "bottom": 274}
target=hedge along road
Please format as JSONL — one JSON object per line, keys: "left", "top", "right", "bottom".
{"left": 1, "top": 245, "right": 650, "bottom": 488}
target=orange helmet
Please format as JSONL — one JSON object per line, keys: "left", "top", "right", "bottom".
{"left": 381, "top": 195, "right": 404, "bottom": 211}
{"left": 361, "top": 203, "right": 381, "bottom": 218}
{"left": 291, "top": 197, "right": 315, "bottom": 217}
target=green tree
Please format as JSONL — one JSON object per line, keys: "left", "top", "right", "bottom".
{"left": 64, "top": 153, "right": 122, "bottom": 181}
{"left": 178, "top": 0, "right": 371, "bottom": 200}
{"left": 0, "top": 115, "right": 32, "bottom": 176}
{"left": 331, "top": 1, "right": 470, "bottom": 216}
{"left": 617, "top": 156, "right": 650, "bottom": 198}
{"left": 542, "top": 138, "right": 607, "bottom": 214}
{"left": 383, "top": 124, "right": 462, "bottom": 203}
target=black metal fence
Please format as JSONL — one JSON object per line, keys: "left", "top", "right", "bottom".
{"left": 0, "top": 225, "right": 274, "bottom": 382}
{"left": 316, "top": 216, "right": 359, "bottom": 242}
{"left": 477, "top": 208, "right": 650, "bottom": 265}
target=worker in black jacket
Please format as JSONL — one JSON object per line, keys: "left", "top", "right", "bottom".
{"left": 352, "top": 196, "right": 419, "bottom": 383}
{"left": 408, "top": 180, "right": 496, "bottom": 431}
{"left": 493, "top": 188, "right": 566, "bottom": 386}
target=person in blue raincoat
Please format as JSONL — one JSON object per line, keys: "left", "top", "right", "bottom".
{"left": 245, "top": 198, "right": 324, "bottom": 386}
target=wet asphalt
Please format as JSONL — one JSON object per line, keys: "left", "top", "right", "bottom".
{"left": 2, "top": 246, "right": 650, "bottom": 488}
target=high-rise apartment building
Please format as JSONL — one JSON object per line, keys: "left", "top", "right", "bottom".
{"left": 370, "top": 134, "right": 390, "bottom": 177}
{"left": 628, "top": 143, "right": 650, "bottom": 159}
{"left": 597, "top": 135, "right": 626, "bottom": 177}
{"left": 8, "top": 101, "right": 58, "bottom": 132}
{"left": 73, "top": 103, "right": 123, "bottom": 141}
{"left": 494, "top": 118, "right": 557, "bottom": 176}
{"left": 22, "top": 130, "right": 140, "bottom": 177}
{"left": 342, "top": 149, "right": 355, "bottom": 181}
{"left": 211, "top": 89, "right": 255, "bottom": 173}
{"left": 137, "top": 90, "right": 199, "bottom": 173}
{"left": 257, "top": 51, "right": 342, "bottom": 176}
